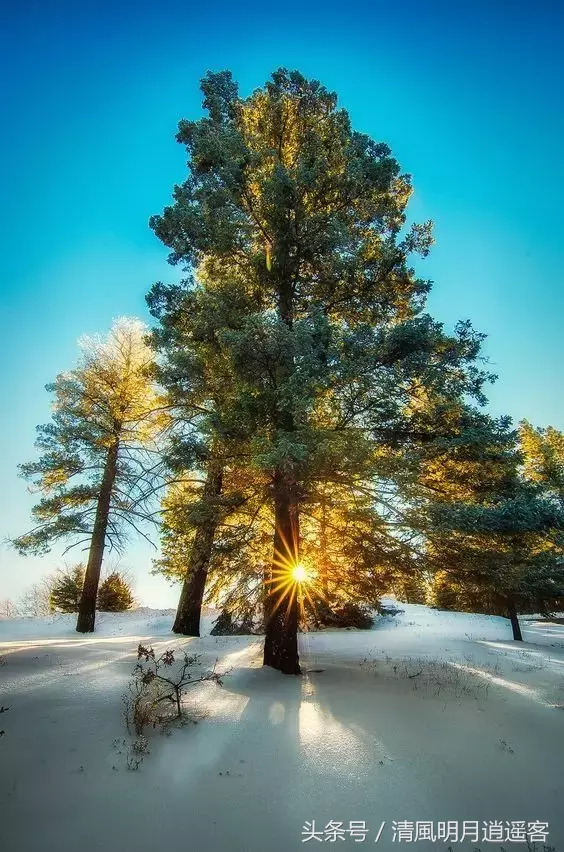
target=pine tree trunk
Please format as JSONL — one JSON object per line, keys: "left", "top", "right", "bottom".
{"left": 262, "top": 229, "right": 301, "bottom": 674}
{"left": 172, "top": 462, "right": 223, "bottom": 636}
{"left": 262, "top": 564, "right": 272, "bottom": 631}
{"left": 263, "top": 468, "right": 301, "bottom": 674}
{"left": 76, "top": 440, "right": 119, "bottom": 633}
{"left": 507, "top": 598, "right": 523, "bottom": 641}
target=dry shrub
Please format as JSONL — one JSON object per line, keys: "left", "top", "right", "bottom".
{"left": 123, "top": 644, "right": 227, "bottom": 735}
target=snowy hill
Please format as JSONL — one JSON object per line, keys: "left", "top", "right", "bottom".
{"left": 1, "top": 603, "right": 563, "bottom": 852}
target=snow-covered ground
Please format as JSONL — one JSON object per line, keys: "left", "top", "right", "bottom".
{"left": 1, "top": 604, "right": 563, "bottom": 851}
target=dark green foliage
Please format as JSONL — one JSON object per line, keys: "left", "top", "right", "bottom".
{"left": 49, "top": 565, "right": 85, "bottom": 613}
{"left": 313, "top": 602, "right": 374, "bottom": 630}
{"left": 210, "top": 610, "right": 254, "bottom": 635}
{"left": 97, "top": 572, "right": 134, "bottom": 612}
{"left": 422, "top": 412, "right": 564, "bottom": 625}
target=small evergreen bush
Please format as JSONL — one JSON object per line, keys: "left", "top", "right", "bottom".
{"left": 49, "top": 565, "right": 84, "bottom": 613}
{"left": 97, "top": 572, "right": 134, "bottom": 612}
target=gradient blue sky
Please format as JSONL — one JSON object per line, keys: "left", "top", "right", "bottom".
{"left": 1, "top": 0, "right": 563, "bottom": 607}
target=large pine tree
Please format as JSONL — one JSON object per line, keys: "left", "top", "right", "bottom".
{"left": 150, "top": 69, "right": 493, "bottom": 672}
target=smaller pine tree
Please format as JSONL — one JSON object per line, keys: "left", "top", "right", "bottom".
{"left": 97, "top": 572, "right": 134, "bottom": 612}
{"left": 49, "top": 565, "right": 85, "bottom": 613}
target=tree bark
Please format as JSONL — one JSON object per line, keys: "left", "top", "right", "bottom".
{"left": 76, "top": 439, "right": 119, "bottom": 633}
{"left": 263, "top": 468, "right": 301, "bottom": 674}
{"left": 262, "top": 564, "right": 272, "bottom": 630}
{"left": 262, "top": 204, "right": 302, "bottom": 674}
{"left": 172, "top": 462, "right": 223, "bottom": 636}
{"left": 507, "top": 598, "right": 523, "bottom": 641}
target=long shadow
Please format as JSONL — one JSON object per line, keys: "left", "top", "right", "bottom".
{"left": 189, "top": 644, "right": 564, "bottom": 852}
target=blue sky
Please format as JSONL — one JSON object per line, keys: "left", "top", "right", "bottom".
{"left": 1, "top": 0, "right": 563, "bottom": 607}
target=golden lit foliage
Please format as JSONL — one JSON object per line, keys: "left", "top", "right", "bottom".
{"left": 13, "top": 318, "right": 167, "bottom": 558}
{"left": 520, "top": 420, "right": 564, "bottom": 494}
{"left": 71, "top": 318, "right": 167, "bottom": 448}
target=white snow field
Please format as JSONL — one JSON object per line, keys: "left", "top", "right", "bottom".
{"left": 1, "top": 604, "right": 563, "bottom": 852}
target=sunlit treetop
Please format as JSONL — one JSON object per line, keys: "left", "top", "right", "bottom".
{"left": 64, "top": 318, "right": 166, "bottom": 445}
{"left": 151, "top": 68, "right": 434, "bottom": 326}
{"left": 13, "top": 318, "right": 167, "bottom": 556}
{"left": 519, "top": 420, "right": 564, "bottom": 500}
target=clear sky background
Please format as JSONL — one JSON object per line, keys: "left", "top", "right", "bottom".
{"left": 1, "top": 0, "right": 563, "bottom": 608}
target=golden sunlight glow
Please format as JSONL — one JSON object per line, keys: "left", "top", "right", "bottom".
{"left": 292, "top": 563, "right": 309, "bottom": 583}
{"left": 264, "top": 525, "right": 324, "bottom": 623}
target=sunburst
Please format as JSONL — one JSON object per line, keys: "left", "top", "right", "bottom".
{"left": 264, "top": 527, "right": 324, "bottom": 622}
{"left": 291, "top": 563, "right": 308, "bottom": 583}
